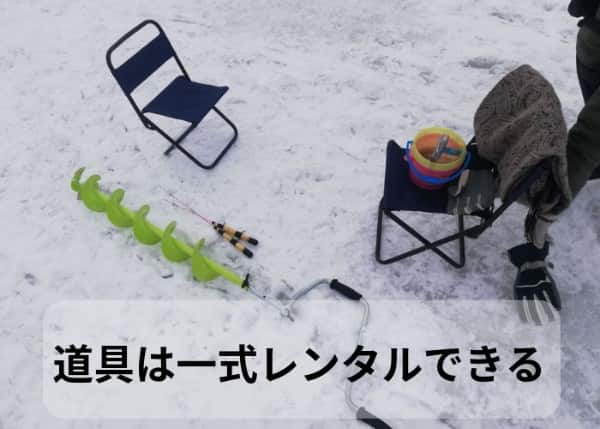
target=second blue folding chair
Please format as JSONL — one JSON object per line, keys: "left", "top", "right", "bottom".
{"left": 375, "top": 140, "right": 549, "bottom": 268}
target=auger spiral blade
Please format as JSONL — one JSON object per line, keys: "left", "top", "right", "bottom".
{"left": 70, "top": 168, "right": 248, "bottom": 290}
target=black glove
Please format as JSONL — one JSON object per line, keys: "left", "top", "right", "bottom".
{"left": 508, "top": 242, "right": 561, "bottom": 324}
{"left": 447, "top": 170, "right": 496, "bottom": 215}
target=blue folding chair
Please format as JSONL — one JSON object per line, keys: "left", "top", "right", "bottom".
{"left": 375, "top": 139, "right": 549, "bottom": 268}
{"left": 106, "top": 20, "right": 238, "bottom": 169}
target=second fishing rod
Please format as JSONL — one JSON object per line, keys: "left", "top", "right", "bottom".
{"left": 168, "top": 194, "right": 259, "bottom": 258}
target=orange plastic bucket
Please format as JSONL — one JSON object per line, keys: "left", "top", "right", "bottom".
{"left": 406, "top": 127, "right": 469, "bottom": 190}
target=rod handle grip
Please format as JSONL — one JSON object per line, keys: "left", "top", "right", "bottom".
{"left": 221, "top": 224, "right": 259, "bottom": 245}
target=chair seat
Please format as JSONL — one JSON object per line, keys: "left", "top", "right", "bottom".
{"left": 142, "top": 76, "right": 228, "bottom": 124}
{"left": 382, "top": 140, "right": 495, "bottom": 215}
{"left": 382, "top": 140, "right": 448, "bottom": 213}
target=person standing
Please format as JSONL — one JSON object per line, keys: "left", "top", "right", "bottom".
{"left": 567, "top": 0, "right": 600, "bottom": 196}
{"left": 570, "top": 0, "right": 600, "bottom": 101}
{"left": 508, "top": 1, "right": 600, "bottom": 322}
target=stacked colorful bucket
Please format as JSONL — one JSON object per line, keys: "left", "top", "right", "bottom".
{"left": 406, "top": 127, "right": 470, "bottom": 190}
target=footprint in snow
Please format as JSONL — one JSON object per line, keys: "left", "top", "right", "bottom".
{"left": 463, "top": 56, "right": 504, "bottom": 70}
{"left": 489, "top": 11, "right": 523, "bottom": 23}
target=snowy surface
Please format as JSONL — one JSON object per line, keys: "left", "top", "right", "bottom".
{"left": 41, "top": 300, "right": 562, "bottom": 420}
{"left": 1, "top": 0, "right": 599, "bottom": 428}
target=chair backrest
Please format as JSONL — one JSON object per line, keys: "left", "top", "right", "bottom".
{"left": 106, "top": 20, "right": 189, "bottom": 120}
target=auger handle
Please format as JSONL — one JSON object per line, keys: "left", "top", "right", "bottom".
{"left": 356, "top": 407, "right": 392, "bottom": 429}
{"left": 330, "top": 279, "right": 362, "bottom": 301}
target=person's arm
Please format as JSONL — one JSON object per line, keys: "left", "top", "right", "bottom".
{"left": 569, "top": 0, "right": 600, "bottom": 17}
{"left": 567, "top": 88, "right": 600, "bottom": 197}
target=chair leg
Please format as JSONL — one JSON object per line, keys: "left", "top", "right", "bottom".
{"left": 206, "top": 106, "right": 238, "bottom": 169}
{"left": 376, "top": 199, "right": 468, "bottom": 268}
{"left": 163, "top": 124, "right": 197, "bottom": 156}
{"left": 375, "top": 200, "right": 386, "bottom": 264}
{"left": 457, "top": 214, "right": 466, "bottom": 268}
{"left": 163, "top": 106, "right": 238, "bottom": 170}
{"left": 164, "top": 140, "right": 214, "bottom": 169}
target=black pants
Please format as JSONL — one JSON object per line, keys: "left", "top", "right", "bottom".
{"left": 577, "top": 57, "right": 600, "bottom": 102}
{"left": 574, "top": 28, "right": 600, "bottom": 183}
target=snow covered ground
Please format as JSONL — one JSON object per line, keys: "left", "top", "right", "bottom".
{"left": 1, "top": 0, "right": 599, "bottom": 428}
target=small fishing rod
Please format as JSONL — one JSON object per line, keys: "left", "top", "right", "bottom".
{"left": 168, "top": 194, "right": 259, "bottom": 258}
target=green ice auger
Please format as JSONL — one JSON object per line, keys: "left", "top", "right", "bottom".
{"left": 71, "top": 168, "right": 249, "bottom": 289}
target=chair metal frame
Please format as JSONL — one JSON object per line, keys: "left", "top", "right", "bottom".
{"left": 106, "top": 19, "right": 238, "bottom": 170}
{"left": 375, "top": 140, "right": 550, "bottom": 268}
